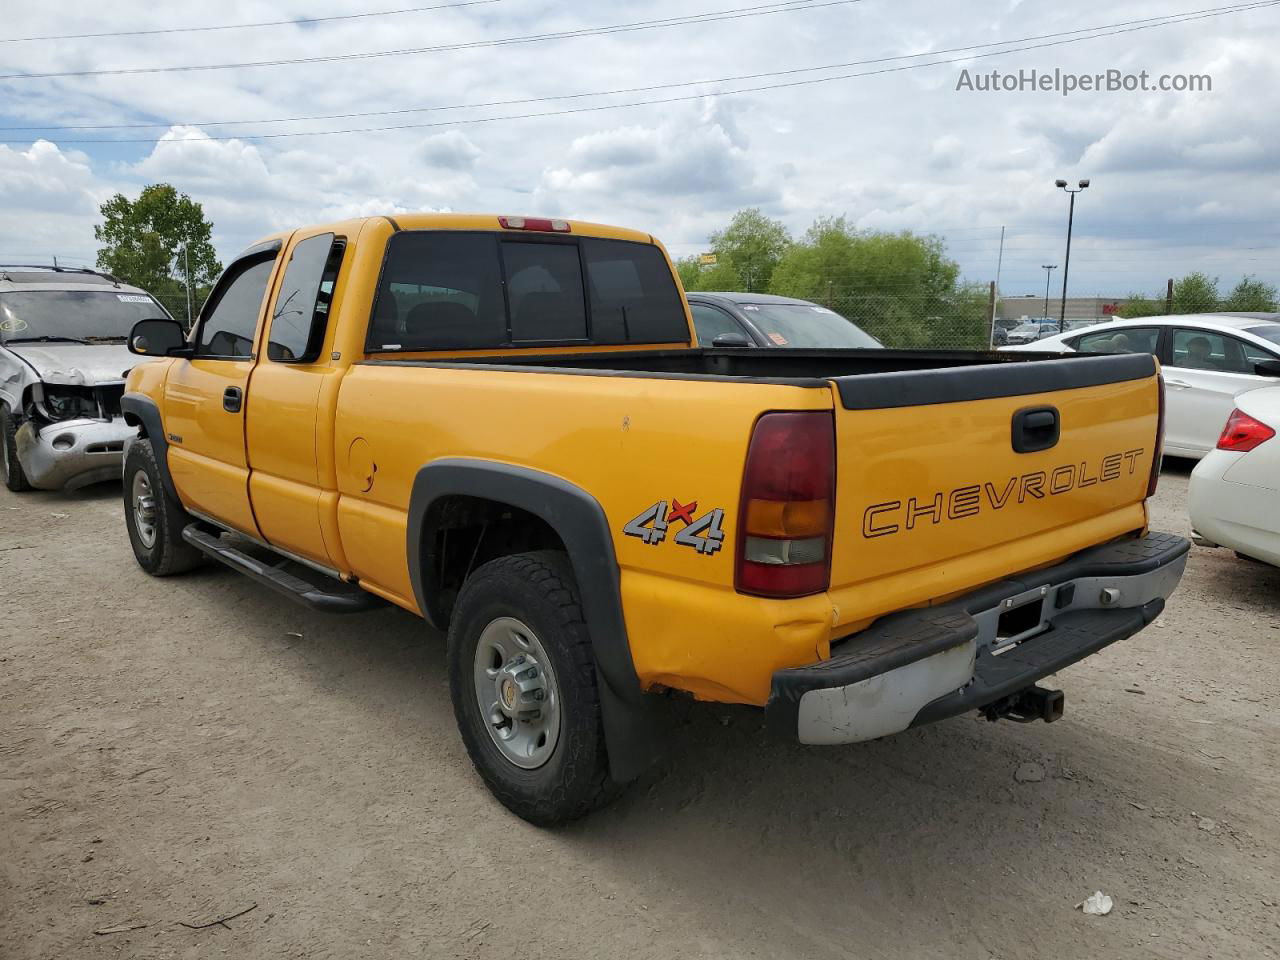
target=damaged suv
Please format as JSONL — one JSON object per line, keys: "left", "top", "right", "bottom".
{"left": 0, "top": 265, "right": 172, "bottom": 491}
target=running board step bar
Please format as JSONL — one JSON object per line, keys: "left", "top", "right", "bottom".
{"left": 181, "top": 524, "right": 384, "bottom": 614}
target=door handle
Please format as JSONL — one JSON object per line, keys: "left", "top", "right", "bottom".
{"left": 223, "top": 386, "right": 243, "bottom": 413}
{"left": 1165, "top": 378, "right": 1192, "bottom": 389}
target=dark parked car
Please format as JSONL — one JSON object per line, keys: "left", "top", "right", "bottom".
{"left": 686, "top": 292, "right": 882, "bottom": 349}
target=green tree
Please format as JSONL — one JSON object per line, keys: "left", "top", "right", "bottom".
{"left": 769, "top": 217, "right": 984, "bottom": 347}
{"left": 1118, "top": 293, "right": 1164, "bottom": 319}
{"left": 1171, "top": 272, "right": 1220, "bottom": 314}
{"left": 1223, "top": 275, "right": 1279, "bottom": 312}
{"left": 675, "top": 254, "right": 743, "bottom": 293}
{"left": 94, "top": 183, "right": 221, "bottom": 324}
{"left": 708, "top": 208, "right": 791, "bottom": 292}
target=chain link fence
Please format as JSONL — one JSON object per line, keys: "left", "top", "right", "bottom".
{"left": 790, "top": 289, "right": 995, "bottom": 350}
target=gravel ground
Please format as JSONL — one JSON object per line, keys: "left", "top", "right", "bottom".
{"left": 2, "top": 460, "right": 1277, "bottom": 960}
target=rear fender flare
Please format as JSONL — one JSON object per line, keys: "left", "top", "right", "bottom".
{"left": 407, "top": 458, "right": 665, "bottom": 782}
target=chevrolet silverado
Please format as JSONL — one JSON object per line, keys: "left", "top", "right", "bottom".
{"left": 119, "top": 213, "right": 1187, "bottom": 824}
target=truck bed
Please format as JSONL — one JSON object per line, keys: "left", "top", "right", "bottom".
{"left": 367, "top": 347, "right": 1155, "bottom": 411}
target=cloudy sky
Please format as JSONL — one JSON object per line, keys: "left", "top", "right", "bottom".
{"left": 2, "top": 0, "right": 1278, "bottom": 298}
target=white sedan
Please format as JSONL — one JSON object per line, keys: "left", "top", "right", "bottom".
{"left": 1001, "top": 313, "right": 1280, "bottom": 459}
{"left": 1189, "top": 387, "right": 1280, "bottom": 567}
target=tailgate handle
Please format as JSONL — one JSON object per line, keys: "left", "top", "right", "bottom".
{"left": 1012, "top": 406, "right": 1060, "bottom": 453}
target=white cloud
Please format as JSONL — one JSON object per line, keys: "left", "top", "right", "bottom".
{"left": 418, "top": 131, "right": 481, "bottom": 170}
{"left": 1, "top": 0, "right": 1279, "bottom": 294}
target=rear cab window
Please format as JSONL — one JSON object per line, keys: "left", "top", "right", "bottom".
{"left": 366, "top": 231, "right": 689, "bottom": 352}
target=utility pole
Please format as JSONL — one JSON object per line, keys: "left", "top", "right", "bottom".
{"left": 988, "top": 226, "right": 1006, "bottom": 347}
{"left": 1166, "top": 277, "right": 1175, "bottom": 315}
{"left": 986, "top": 281, "right": 996, "bottom": 347}
{"left": 1042, "top": 264, "right": 1058, "bottom": 321}
{"left": 1055, "top": 179, "right": 1090, "bottom": 326}
{"left": 183, "top": 240, "right": 193, "bottom": 326}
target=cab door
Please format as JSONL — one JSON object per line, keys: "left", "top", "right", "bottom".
{"left": 1164, "top": 327, "right": 1276, "bottom": 456}
{"left": 164, "top": 243, "right": 282, "bottom": 534}
{"left": 243, "top": 231, "right": 348, "bottom": 568}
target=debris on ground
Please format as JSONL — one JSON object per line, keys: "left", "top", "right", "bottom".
{"left": 1014, "top": 762, "right": 1045, "bottom": 783}
{"left": 94, "top": 921, "right": 148, "bottom": 935}
{"left": 1077, "top": 892, "right": 1114, "bottom": 916}
{"left": 1197, "top": 816, "right": 1218, "bottom": 832}
{"left": 177, "top": 903, "right": 259, "bottom": 931}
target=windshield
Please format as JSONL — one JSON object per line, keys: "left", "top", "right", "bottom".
{"left": 738, "top": 303, "right": 881, "bottom": 349}
{"left": 1245, "top": 323, "right": 1280, "bottom": 347}
{"left": 0, "top": 290, "right": 165, "bottom": 343}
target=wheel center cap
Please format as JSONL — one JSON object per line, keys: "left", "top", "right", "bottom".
{"left": 500, "top": 677, "right": 517, "bottom": 710}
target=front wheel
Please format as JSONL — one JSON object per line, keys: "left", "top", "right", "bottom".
{"left": 447, "top": 551, "right": 615, "bottom": 825}
{"left": 0, "top": 404, "right": 32, "bottom": 492}
{"left": 123, "top": 439, "right": 202, "bottom": 576}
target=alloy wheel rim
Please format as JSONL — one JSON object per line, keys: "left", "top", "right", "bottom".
{"left": 472, "top": 616, "right": 561, "bottom": 770}
{"left": 132, "top": 470, "right": 158, "bottom": 549}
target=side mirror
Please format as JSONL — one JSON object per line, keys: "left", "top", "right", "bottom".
{"left": 129, "top": 318, "right": 190, "bottom": 357}
{"left": 1254, "top": 359, "right": 1280, "bottom": 377}
{"left": 711, "top": 332, "right": 753, "bottom": 348}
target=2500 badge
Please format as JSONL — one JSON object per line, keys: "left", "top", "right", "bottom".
{"left": 623, "top": 499, "right": 726, "bottom": 555}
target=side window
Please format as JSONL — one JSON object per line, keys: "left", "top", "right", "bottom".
{"left": 367, "top": 232, "right": 505, "bottom": 351}
{"left": 195, "top": 258, "right": 276, "bottom": 359}
{"left": 1240, "top": 339, "right": 1279, "bottom": 365}
{"left": 1170, "top": 329, "right": 1253, "bottom": 373}
{"left": 690, "top": 304, "right": 746, "bottom": 346}
{"left": 1073, "top": 326, "right": 1159, "bottom": 356}
{"left": 581, "top": 237, "right": 689, "bottom": 344}
{"left": 267, "top": 233, "right": 345, "bottom": 363}
{"left": 502, "top": 241, "right": 587, "bottom": 342}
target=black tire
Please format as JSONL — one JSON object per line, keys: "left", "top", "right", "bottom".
{"left": 0, "top": 404, "right": 32, "bottom": 492}
{"left": 122, "top": 439, "right": 202, "bottom": 576}
{"left": 447, "top": 551, "right": 615, "bottom": 826}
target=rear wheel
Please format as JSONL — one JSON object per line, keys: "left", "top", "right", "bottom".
{"left": 0, "top": 404, "right": 32, "bottom": 492}
{"left": 123, "top": 440, "right": 202, "bottom": 576}
{"left": 447, "top": 551, "right": 615, "bottom": 825}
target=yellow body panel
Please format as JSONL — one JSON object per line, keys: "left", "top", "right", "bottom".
{"left": 126, "top": 212, "right": 1161, "bottom": 709}
{"left": 828, "top": 378, "right": 1156, "bottom": 633}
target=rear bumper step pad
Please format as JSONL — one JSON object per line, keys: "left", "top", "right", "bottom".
{"left": 765, "top": 531, "right": 1189, "bottom": 743}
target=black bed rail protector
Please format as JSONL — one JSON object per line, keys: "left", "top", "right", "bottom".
{"left": 834, "top": 353, "right": 1156, "bottom": 410}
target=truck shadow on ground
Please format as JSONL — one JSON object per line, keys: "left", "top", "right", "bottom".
{"left": 227, "top": 565, "right": 1251, "bottom": 958}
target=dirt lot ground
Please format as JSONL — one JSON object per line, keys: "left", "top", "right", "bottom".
{"left": 2, "top": 460, "right": 1277, "bottom": 960}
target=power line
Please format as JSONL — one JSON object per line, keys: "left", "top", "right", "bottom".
{"left": 8, "top": 0, "right": 1273, "bottom": 145}
{"left": 1, "top": 0, "right": 1265, "bottom": 132}
{"left": 0, "top": 0, "right": 858, "bottom": 81}
{"left": 1, "top": 1, "right": 505, "bottom": 43}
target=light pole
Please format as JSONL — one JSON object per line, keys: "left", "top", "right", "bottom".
{"left": 1055, "top": 178, "right": 1089, "bottom": 326}
{"left": 1042, "top": 264, "right": 1058, "bottom": 322}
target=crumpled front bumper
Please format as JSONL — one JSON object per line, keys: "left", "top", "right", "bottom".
{"left": 14, "top": 417, "right": 136, "bottom": 490}
{"left": 765, "top": 532, "right": 1190, "bottom": 745}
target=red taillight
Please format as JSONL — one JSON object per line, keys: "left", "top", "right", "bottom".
{"left": 498, "top": 216, "right": 571, "bottom": 233}
{"left": 1217, "top": 408, "right": 1275, "bottom": 452}
{"left": 1147, "top": 371, "right": 1166, "bottom": 497}
{"left": 736, "top": 411, "right": 835, "bottom": 598}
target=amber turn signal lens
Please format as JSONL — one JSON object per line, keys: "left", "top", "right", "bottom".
{"left": 744, "top": 498, "right": 830, "bottom": 538}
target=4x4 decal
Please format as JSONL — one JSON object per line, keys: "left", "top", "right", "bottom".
{"left": 624, "top": 499, "right": 725, "bottom": 555}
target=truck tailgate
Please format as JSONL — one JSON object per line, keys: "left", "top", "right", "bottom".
{"left": 827, "top": 354, "right": 1160, "bottom": 630}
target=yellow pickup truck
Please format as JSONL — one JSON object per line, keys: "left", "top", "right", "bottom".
{"left": 120, "top": 213, "right": 1187, "bottom": 824}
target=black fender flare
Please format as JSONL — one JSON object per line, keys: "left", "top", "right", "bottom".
{"left": 120, "top": 393, "right": 180, "bottom": 502}
{"left": 407, "top": 458, "right": 667, "bottom": 783}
